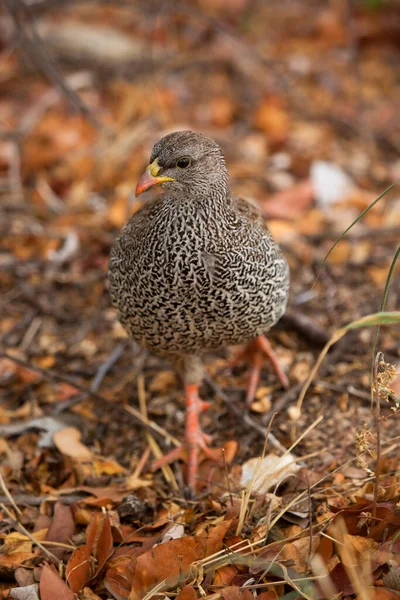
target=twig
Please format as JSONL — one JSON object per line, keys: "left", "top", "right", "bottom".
{"left": 0, "top": 473, "right": 22, "bottom": 516}
{"left": 1, "top": 503, "right": 61, "bottom": 565}
{"left": 0, "top": 351, "right": 180, "bottom": 446}
{"left": 372, "top": 351, "right": 383, "bottom": 520}
{"left": 4, "top": 0, "right": 105, "bottom": 130}
{"left": 90, "top": 343, "right": 125, "bottom": 393}
{"left": 221, "top": 448, "right": 233, "bottom": 507}
{"left": 205, "top": 375, "right": 288, "bottom": 454}
{"left": 137, "top": 374, "right": 178, "bottom": 491}
{"left": 279, "top": 312, "right": 331, "bottom": 347}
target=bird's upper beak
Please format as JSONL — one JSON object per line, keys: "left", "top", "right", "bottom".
{"left": 135, "top": 159, "right": 175, "bottom": 197}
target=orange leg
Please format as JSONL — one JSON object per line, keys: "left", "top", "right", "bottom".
{"left": 152, "top": 384, "right": 220, "bottom": 490}
{"left": 232, "top": 335, "right": 289, "bottom": 405}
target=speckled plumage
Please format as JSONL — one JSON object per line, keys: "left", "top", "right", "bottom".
{"left": 108, "top": 131, "right": 289, "bottom": 361}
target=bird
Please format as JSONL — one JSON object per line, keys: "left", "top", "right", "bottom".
{"left": 108, "top": 130, "right": 290, "bottom": 491}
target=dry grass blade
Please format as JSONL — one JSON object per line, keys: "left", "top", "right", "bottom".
{"left": 0, "top": 472, "right": 22, "bottom": 517}
{"left": 310, "top": 553, "right": 338, "bottom": 599}
{"left": 331, "top": 518, "right": 373, "bottom": 600}
{"left": 314, "top": 180, "right": 400, "bottom": 286}
{"left": 295, "top": 311, "right": 400, "bottom": 419}
{"left": 1, "top": 503, "right": 62, "bottom": 565}
{"left": 236, "top": 413, "right": 276, "bottom": 536}
{"left": 137, "top": 374, "right": 178, "bottom": 491}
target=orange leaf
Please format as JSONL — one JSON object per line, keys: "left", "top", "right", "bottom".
{"left": 65, "top": 544, "right": 93, "bottom": 592}
{"left": 214, "top": 565, "right": 238, "bottom": 587}
{"left": 257, "top": 592, "right": 278, "bottom": 600}
{"left": 46, "top": 502, "right": 75, "bottom": 560}
{"left": 128, "top": 520, "right": 232, "bottom": 600}
{"left": 176, "top": 586, "right": 199, "bottom": 600}
{"left": 221, "top": 586, "right": 253, "bottom": 600}
{"left": 40, "top": 564, "right": 75, "bottom": 600}
{"left": 65, "top": 512, "right": 98, "bottom": 591}
{"left": 89, "top": 513, "right": 114, "bottom": 581}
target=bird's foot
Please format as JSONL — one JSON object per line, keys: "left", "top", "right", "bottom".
{"left": 152, "top": 384, "right": 220, "bottom": 491}
{"left": 231, "top": 335, "right": 289, "bottom": 405}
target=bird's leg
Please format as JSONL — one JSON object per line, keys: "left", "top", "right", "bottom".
{"left": 152, "top": 355, "right": 219, "bottom": 490}
{"left": 231, "top": 335, "right": 289, "bottom": 405}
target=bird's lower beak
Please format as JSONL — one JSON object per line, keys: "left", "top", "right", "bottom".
{"left": 135, "top": 159, "right": 175, "bottom": 197}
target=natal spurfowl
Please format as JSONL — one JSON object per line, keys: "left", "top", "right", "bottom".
{"left": 109, "top": 131, "right": 289, "bottom": 490}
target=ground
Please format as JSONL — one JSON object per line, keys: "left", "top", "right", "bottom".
{"left": 0, "top": 1, "right": 400, "bottom": 599}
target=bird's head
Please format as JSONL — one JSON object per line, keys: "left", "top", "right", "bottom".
{"left": 135, "top": 130, "right": 228, "bottom": 197}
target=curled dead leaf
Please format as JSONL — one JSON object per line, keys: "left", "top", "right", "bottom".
{"left": 53, "top": 427, "right": 92, "bottom": 461}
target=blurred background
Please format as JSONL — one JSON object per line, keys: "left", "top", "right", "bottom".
{"left": 1, "top": 0, "right": 399, "bottom": 482}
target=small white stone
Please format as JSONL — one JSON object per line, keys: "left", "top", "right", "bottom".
{"left": 311, "top": 161, "right": 355, "bottom": 207}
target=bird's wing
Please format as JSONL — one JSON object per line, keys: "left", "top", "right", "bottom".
{"left": 231, "top": 195, "right": 272, "bottom": 235}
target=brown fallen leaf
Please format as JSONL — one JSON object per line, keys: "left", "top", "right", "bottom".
{"left": 53, "top": 427, "right": 92, "bottom": 461}
{"left": 213, "top": 565, "right": 238, "bottom": 587}
{"left": 281, "top": 535, "right": 320, "bottom": 572}
{"left": 40, "top": 564, "right": 75, "bottom": 600}
{"left": 175, "top": 586, "right": 199, "bottom": 600}
{"left": 0, "top": 550, "right": 37, "bottom": 568}
{"left": 341, "top": 534, "right": 379, "bottom": 568}
{"left": 65, "top": 512, "right": 113, "bottom": 592}
{"left": 46, "top": 502, "right": 75, "bottom": 560}
{"left": 221, "top": 586, "right": 253, "bottom": 600}
{"left": 105, "top": 520, "right": 231, "bottom": 600}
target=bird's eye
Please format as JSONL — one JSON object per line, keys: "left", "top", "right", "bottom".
{"left": 176, "top": 157, "right": 191, "bottom": 168}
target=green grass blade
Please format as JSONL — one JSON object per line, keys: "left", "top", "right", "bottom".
{"left": 314, "top": 180, "right": 400, "bottom": 285}
{"left": 379, "top": 246, "right": 400, "bottom": 313}
{"left": 343, "top": 311, "right": 400, "bottom": 330}
{"left": 370, "top": 245, "right": 400, "bottom": 402}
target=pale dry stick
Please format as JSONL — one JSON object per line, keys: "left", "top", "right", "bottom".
{"left": 294, "top": 329, "right": 343, "bottom": 421}
{"left": 251, "top": 546, "right": 285, "bottom": 583}
{"left": 123, "top": 403, "right": 181, "bottom": 447}
{"left": 141, "top": 578, "right": 168, "bottom": 600}
{"left": 319, "top": 531, "right": 345, "bottom": 546}
{"left": 203, "top": 416, "right": 326, "bottom": 569}
{"left": 305, "top": 475, "right": 313, "bottom": 570}
{"left": 40, "top": 541, "right": 76, "bottom": 550}
{"left": 221, "top": 447, "right": 233, "bottom": 507}
{"left": 279, "top": 560, "right": 314, "bottom": 600}
{"left": 201, "top": 516, "right": 333, "bottom": 575}
{"left": 131, "top": 445, "right": 151, "bottom": 480}
{"left": 0, "top": 351, "right": 180, "bottom": 445}
{"left": 1, "top": 503, "right": 61, "bottom": 565}
{"left": 202, "top": 426, "right": 400, "bottom": 577}
{"left": 0, "top": 472, "right": 22, "bottom": 517}
{"left": 236, "top": 413, "right": 277, "bottom": 536}
{"left": 137, "top": 374, "right": 179, "bottom": 491}
{"left": 202, "top": 575, "right": 328, "bottom": 600}
{"left": 372, "top": 351, "right": 384, "bottom": 520}
{"left": 8, "top": 141, "right": 23, "bottom": 201}
{"left": 331, "top": 518, "right": 373, "bottom": 600}
{"left": 19, "top": 316, "right": 42, "bottom": 353}
{"left": 310, "top": 554, "right": 338, "bottom": 600}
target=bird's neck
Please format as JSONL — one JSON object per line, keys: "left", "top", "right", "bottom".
{"left": 180, "top": 179, "right": 231, "bottom": 215}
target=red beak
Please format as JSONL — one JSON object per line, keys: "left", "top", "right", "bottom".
{"left": 135, "top": 166, "right": 175, "bottom": 197}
